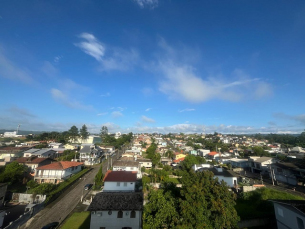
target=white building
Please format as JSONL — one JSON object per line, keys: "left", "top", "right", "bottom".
{"left": 103, "top": 171, "right": 137, "bottom": 192}
{"left": 34, "top": 161, "right": 83, "bottom": 184}
{"left": 112, "top": 161, "right": 142, "bottom": 178}
{"left": 88, "top": 192, "right": 143, "bottom": 229}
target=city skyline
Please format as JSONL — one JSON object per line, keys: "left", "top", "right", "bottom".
{"left": 1, "top": 1, "right": 305, "bottom": 134}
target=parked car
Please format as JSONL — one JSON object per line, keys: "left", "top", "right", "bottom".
{"left": 41, "top": 222, "right": 59, "bottom": 229}
{"left": 84, "top": 183, "right": 93, "bottom": 190}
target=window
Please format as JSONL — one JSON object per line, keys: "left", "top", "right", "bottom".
{"left": 124, "top": 182, "right": 127, "bottom": 186}
{"left": 130, "top": 210, "right": 136, "bottom": 218}
{"left": 117, "top": 182, "right": 120, "bottom": 186}
{"left": 100, "top": 227, "right": 106, "bottom": 229}
{"left": 297, "top": 217, "right": 304, "bottom": 229}
{"left": 117, "top": 210, "right": 123, "bottom": 218}
{"left": 108, "top": 211, "right": 112, "bottom": 215}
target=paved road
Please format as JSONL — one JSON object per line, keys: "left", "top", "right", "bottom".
{"left": 21, "top": 150, "right": 124, "bottom": 229}
{"left": 21, "top": 166, "right": 100, "bottom": 229}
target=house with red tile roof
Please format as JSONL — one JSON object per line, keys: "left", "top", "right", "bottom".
{"left": 34, "top": 161, "right": 83, "bottom": 184}
{"left": 173, "top": 157, "right": 185, "bottom": 164}
{"left": 16, "top": 156, "right": 55, "bottom": 174}
{"left": 103, "top": 171, "right": 137, "bottom": 192}
{"left": 206, "top": 151, "right": 220, "bottom": 159}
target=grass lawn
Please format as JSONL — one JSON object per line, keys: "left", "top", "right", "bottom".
{"left": 60, "top": 211, "right": 91, "bottom": 229}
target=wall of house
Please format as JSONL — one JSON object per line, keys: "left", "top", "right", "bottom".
{"left": 273, "top": 203, "right": 305, "bottom": 229}
{"left": 275, "top": 174, "right": 297, "bottom": 186}
{"left": 90, "top": 210, "right": 141, "bottom": 229}
{"left": 138, "top": 162, "right": 152, "bottom": 168}
{"left": 215, "top": 175, "right": 237, "bottom": 187}
{"left": 63, "top": 165, "right": 82, "bottom": 178}
{"left": 103, "top": 181, "right": 135, "bottom": 192}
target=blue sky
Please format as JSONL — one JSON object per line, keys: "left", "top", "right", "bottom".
{"left": 1, "top": 0, "right": 305, "bottom": 134}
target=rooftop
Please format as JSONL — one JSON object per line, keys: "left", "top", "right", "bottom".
{"left": 104, "top": 171, "right": 137, "bottom": 182}
{"left": 36, "top": 161, "right": 83, "bottom": 170}
{"left": 88, "top": 192, "right": 143, "bottom": 211}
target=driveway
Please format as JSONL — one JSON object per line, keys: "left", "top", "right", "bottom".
{"left": 20, "top": 166, "right": 100, "bottom": 229}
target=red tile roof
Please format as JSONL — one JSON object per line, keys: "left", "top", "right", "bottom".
{"left": 173, "top": 157, "right": 185, "bottom": 163}
{"left": 36, "top": 161, "right": 83, "bottom": 170}
{"left": 208, "top": 151, "right": 218, "bottom": 156}
{"left": 103, "top": 170, "right": 137, "bottom": 182}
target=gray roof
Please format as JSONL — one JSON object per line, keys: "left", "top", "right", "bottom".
{"left": 253, "top": 157, "right": 272, "bottom": 163}
{"left": 24, "top": 149, "right": 40, "bottom": 153}
{"left": 270, "top": 200, "right": 305, "bottom": 215}
{"left": 88, "top": 192, "right": 143, "bottom": 211}
{"left": 32, "top": 149, "right": 56, "bottom": 155}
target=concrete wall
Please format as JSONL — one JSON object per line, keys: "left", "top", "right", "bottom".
{"left": 275, "top": 174, "right": 297, "bottom": 186}
{"left": 12, "top": 193, "right": 46, "bottom": 204}
{"left": 215, "top": 175, "right": 237, "bottom": 187}
{"left": 103, "top": 181, "right": 135, "bottom": 192}
{"left": 242, "top": 185, "right": 265, "bottom": 192}
{"left": 90, "top": 210, "right": 141, "bottom": 229}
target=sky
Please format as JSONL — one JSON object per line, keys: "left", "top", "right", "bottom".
{"left": 1, "top": 0, "right": 305, "bottom": 135}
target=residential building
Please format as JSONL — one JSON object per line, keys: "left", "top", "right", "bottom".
{"left": 270, "top": 200, "right": 305, "bottom": 229}
{"left": 198, "top": 167, "right": 238, "bottom": 187}
{"left": 34, "top": 161, "right": 83, "bottom": 184}
{"left": 23, "top": 148, "right": 57, "bottom": 159}
{"left": 0, "top": 146, "right": 29, "bottom": 159}
{"left": 16, "top": 156, "right": 55, "bottom": 174}
{"left": 71, "top": 135, "right": 102, "bottom": 144}
{"left": 136, "top": 158, "right": 152, "bottom": 169}
{"left": 271, "top": 162, "right": 305, "bottom": 186}
{"left": 248, "top": 156, "right": 275, "bottom": 174}
{"left": 88, "top": 192, "right": 143, "bottom": 229}
{"left": 79, "top": 144, "right": 104, "bottom": 165}
{"left": 112, "top": 161, "right": 142, "bottom": 178}
{"left": 103, "top": 171, "right": 137, "bottom": 192}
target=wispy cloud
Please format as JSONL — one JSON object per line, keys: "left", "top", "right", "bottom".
{"left": 7, "top": 106, "right": 36, "bottom": 118}
{"left": 0, "top": 48, "right": 35, "bottom": 84}
{"left": 141, "top": 115, "right": 155, "bottom": 123}
{"left": 141, "top": 87, "right": 154, "bottom": 96}
{"left": 100, "top": 92, "right": 111, "bottom": 97}
{"left": 112, "top": 111, "right": 123, "bottom": 118}
{"left": 157, "top": 40, "right": 273, "bottom": 103}
{"left": 54, "top": 55, "right": 63, "bottom": 63}
{"left": 75, "top": 33, "right": 139, "bottom": 71}
{"left": 179, "top": 108, "right": 195, "bottom": 113}
{"left": 273, "top": 112, "right": 305, "bottom": 125}
{"left": 145, "top": 108, "right": 152, "bottom": 112}
{"left": 51, "top": 88, "right": 93, "bottom": 110}
{"left": 134, "top": 0, "right": 158, "bottom": 9}
{"left": 75, "top": 33, "right": 105, "bottom": 61}
{"left": 97, "top": 112, "right": 108, "bottom": 116}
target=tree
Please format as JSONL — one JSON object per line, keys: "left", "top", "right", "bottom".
{"left": 143, "top": 189, "right": 180, "bottom": 229}
{"left": 0, "top": 161, "right": 27, "bottom": 183}
{"left": 80, "top": 124, "right": 89, "bottom": 143}
{"left": 179, "top": 171, "right": 239, "bottom": 228}
{"left": 181, "top": 155, "right": 206, "bottom": 171}
{"left": 100, "top": 126, "right": 108, "bottom": 141}
{"left": 94, "top": 164, "right": 104, "bottom": 190}
{"left": 68, "top": 125, "right": 79, "bottom": 143}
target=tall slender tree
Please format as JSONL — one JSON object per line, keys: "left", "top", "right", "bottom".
{"left": 68, "top": 125, "right": 79, "bottom": 143}
{"left": 80, "top": 124, "right": 89, "bottom": 143}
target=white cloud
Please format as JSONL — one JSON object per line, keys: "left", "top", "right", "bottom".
{"left": 75, "top": 33, "right": 139, "bottom": 71}
{"left": 51, "top": 88, "right": 93, "bottom": 110}
{"left": 134, "top": 0, "right": 158, "bottom": 8}
{"left": 141, "top": 115, "right": 155, "bottom": 123}
{"left": 54, "top": 55, "right": 63, "bottom": 63}
{"left": 112, "top": 111, "right": 123, "bottom": 118}
{"left": 179, "top": 108, "right": 195, "bottom": 113}
{"left": 145, "top": 108, "right": 152, "bottom": 112}
{"left": 97, "top": 112, "right": 108, "bottom": 116}
{"left": 157, "top": 41, "right": 273, "bottom": 103}
{"left": 75, "top": 33, "right": 105, "bottom": 61}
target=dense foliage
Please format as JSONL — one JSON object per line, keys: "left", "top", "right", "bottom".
{"left": 143, "top": 171, "right": 240, "bottom": 229}
{"left": 0, "top": 161, "right": 27, "bottom": 184}
{"left": 94, "top": 164, "right": 104, "bottom": 190}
